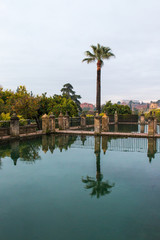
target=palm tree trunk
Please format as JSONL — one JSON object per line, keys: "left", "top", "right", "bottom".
{"left": 96, "top": 152, "right": 101, "bottom": 181}
{"left": 95, "top": 135, "right": 101, "bottom": 180}
{"left": 96, "top": 61, "right": 101, "bottom": 114}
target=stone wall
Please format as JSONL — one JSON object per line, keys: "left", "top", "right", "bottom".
{"left": 0, "top": 124, "right": 37, "bottom": 136}
{"left": 0, "top": 128, "right": 10, "bottom": 136}
{"left": 19, "top": 124, "right": 37, "bottom": 134}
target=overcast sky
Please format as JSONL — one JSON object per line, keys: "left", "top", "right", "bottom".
{"left": 0, "top": 0, "right": 160, "bottom": 104}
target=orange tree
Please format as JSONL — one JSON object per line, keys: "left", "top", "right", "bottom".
{"left": 6, "top": 86, "right": 40, "bottom": 119}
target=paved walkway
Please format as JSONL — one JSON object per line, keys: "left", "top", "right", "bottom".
{"left": 55, "top": 129, "right": 160, "bottom": 138}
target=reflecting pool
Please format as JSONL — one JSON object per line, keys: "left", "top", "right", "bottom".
{"left": 0, "top": 135, "right": 160, "bottom": 240}
{"left": 74, "top": 124, "right": 160, "bottom": 134}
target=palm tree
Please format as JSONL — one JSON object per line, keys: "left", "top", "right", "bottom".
{"left": 82, "top": 43, "right": 115, "bottom": 114}
{"left": 82, "top": 136, "right": 115, "bottom": 198}
{"left": 82, "top": 152, "right": 115, "bottom": 198}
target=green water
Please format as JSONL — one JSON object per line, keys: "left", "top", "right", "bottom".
{"left": 75, "top": 124, "right": 148, "bottom": 133}
{"left": 0, "top": 135, "right": 160, "bottom": 240}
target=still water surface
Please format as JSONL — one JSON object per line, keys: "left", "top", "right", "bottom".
{"left": 0, "top": 135, "right": 160, "bottom": 240}
{"left": 79, "top": 123, "right": 160, "bottom": 133}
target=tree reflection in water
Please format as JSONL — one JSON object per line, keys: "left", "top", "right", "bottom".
{"left": 82, "top": 136, "right": 115, "bottom": 198}
{"left": 82, "top": 175, "right": 114, "bottom": 198}
{"left": 0, "top": 135, "right": 158, "bottom": 169}
{"left": 0, "top": 135, "right": 78, "bottom": 166}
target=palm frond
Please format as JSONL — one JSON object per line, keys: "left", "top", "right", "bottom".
{"left": 85, "top": 51, "right": 95, "bottom": 58}
{"left": 90, "top": 45, "right": 97, "bottom": 55}
{"left": 102, "top": 46, "right": 112, "bottom": 53}
{"left": 82, "top": 44, "right": 115, "bottom": 64}
{"left": 102, "top": 52, "right": 115, "bottom": 59}
{"left": 82, "top": 57, "right": 96, "bottom": 64}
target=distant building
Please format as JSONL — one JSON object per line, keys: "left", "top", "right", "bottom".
{"left": 132, "top": 103, "right": 148, "bottom": 112}
{"left": 80, "top": 103, "right": 95, "bottom": 111}
{"left": 121, "top": 100, "right": 140, "bottom": 106}
{"left": 118, "top": 100, "right": 149, "bottom": 112}
{"left": 149, "top": 102, "right": 158, "bottom": 110}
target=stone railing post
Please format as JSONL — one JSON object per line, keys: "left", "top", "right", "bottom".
{"left": 148, "top": 116, "right": 155, "bottom": 136}
{"left": 102, "top": 136, "right": 108, "bottom": 154}
{"left": 153, "top": 112, "right": 157, "bottom": 134}
{"left": 64, "top": 112, "right": 70, "bottom": 130}
{"left": 42, "top": 135, "right": 48, "bottom": 153}
{"left": 140, "top": 113, "right": 145, "bottom": 125}
{"left": 10, "top": 113, "right": 19, "bottom": 137}
{"left": 42, "top": 114, "right": 49, "bottom": 134}
{"left": 94, "top": 113, "right": 101, "bottom": 134}
{"left": 140, "top": 124, "right": 145, "bottom": 133}
{"left": 147, "top": 138, "right": 156, "bottom": 163}
{"left": 102, "top": 113, "right": 109, "bottom": 132}
{"left": 94, "top": 135, "right": 101, "bottom": 154}
{"left": 140, "top": 112, "right": 145, "bottom": 133}
{"left": 11, "top": 140, "right": 20, "bottom": 165}
{"left": 80, "top": 113, "right": 86, "bottom": 128}
{"left": 114, "top": 124, "right": 118, "bottom": 132}
{"left": 148, "top": 112, "right": 157, "bottom": 136}
{"left": 49, "top": 113, "right": 55, "bottom": 133}
{"left": 114, "top": 111, "right": 118, "bottom": 124}
{"left": 48, "top": 135, "right": 55, "bottom": 153}
{"left": 58, "top": 112, "right": 64, "bottom": 130}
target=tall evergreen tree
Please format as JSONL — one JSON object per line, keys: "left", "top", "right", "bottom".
{"left": 61, "top": 83, "right": 82, "bottom": 111}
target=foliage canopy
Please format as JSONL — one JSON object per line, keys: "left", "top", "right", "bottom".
{"left": 82, "top": 43, "right": 115, "bottom": 66}
{"left": 102, "top": 101, "right": 132, "bottom": 114}
{"left": 0, "top": 85, "right": 80, "bottom": 119}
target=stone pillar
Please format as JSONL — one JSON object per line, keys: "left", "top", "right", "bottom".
{"left": 64, "top": 112, "right": 70, "bottom": 130}
{"left": 148, "top": 116, "right": 155, "bottom": 136}
{"left": 10, "top": 113, "right": 19, "bottom": 137}
{"left": 49, "top": 113, "right": 55, "bottom": 132}
{"left": 94, "top": 135, "right": 101, "bottom": 154}
{"left": 102, "top": 113, "right": 109, "bottom": 132}
{"left": 11, "top": 140, "right": 20, "bottom": 165}
{"left": 153, "top": 112, "right": 157, "bottom": 134}
{"left": 80, "top": 113, "right": 86, "bottom": 128}
{"left": 154, "top": 118, "right": 157, "bottom": 134}
{"left": 140, "top": 113, "right": 145, "bottom": 125}
{"left": 81, "top": 135, "right": 86, "bottom": 145}
{"left": 102, "top": 136, "right": 108, "bottom": 154}
{"left": 63, "top": 135, "right": 69, "bottom": 150}
{"left": 114, "top": 124, "right": 118, "bottom": 132}
{"left": 140, "top": 124, "right": 145, "bottom": 133}
{"left": 42, "top": 135, "right": 48, "bottom": 153}
{"left": 148, "top": 111, "right": 157, "bottom": 136}
{"left": 114, "top": 111, "right": 118, "bottom": 124}
{"left": 147, "top": 138, "right": 157, "bottom": 163}
{"left": 58, "top": 135, "right": 65, "bottom": 152}
{"left": 58, "top": 112, "right": 64, "bottom": 130}
{"left": 94, "top": 113, "right": 101, "bottom": 134}
{"left": 48, "top": 135, "right": 55, "bottom": 153}
{"left": 42, "top": 114, "right": 49, "bottom": 134}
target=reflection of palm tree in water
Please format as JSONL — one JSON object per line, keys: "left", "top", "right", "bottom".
{"left": 82, "top": 136, "right": 115, "bottom": 198}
